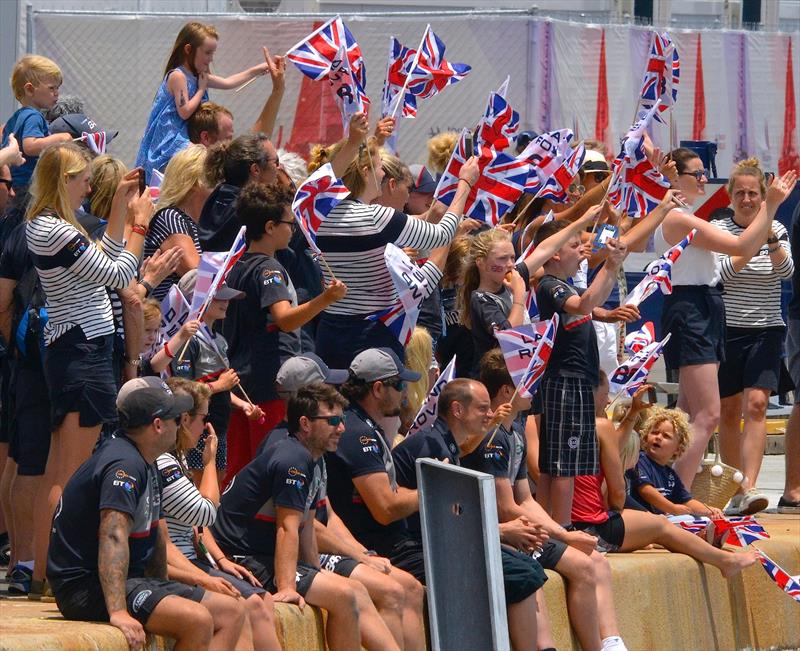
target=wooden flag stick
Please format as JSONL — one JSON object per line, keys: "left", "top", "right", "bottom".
{"left": 234, "top": 75, "right": 261, "bottom": 93}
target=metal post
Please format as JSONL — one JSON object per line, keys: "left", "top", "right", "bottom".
{"left": 0, "top": 0, "right": 22, "bottom": 122}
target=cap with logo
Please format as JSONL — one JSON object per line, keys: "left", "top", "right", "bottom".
{"left": 349, "top": 347, "right": 422, "bottom": 383}
{"left": 276, "top": 353, "right": 349, "bottom": 394}
{"left": 116, "top": 377, "right": 194, "bottom": 429}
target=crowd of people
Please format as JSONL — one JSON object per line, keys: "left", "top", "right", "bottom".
{"left": 0, "top": 20, "right": 798, "bottom": 651}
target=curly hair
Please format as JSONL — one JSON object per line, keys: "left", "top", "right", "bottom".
{"left": 640, "top": 406, "right": 692, "bottom": 461}
{"left": 426, "top": 131, "right": 459, "bottom": 175}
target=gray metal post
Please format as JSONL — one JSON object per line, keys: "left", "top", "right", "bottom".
{"left": 0, "top": 0, "right": 22, "bottom": 123}
{"left": 417, "top": 459, "right": 510, "bottom": 651}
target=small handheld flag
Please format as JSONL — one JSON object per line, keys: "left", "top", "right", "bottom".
{"left": 291, "top": 163, "right": 350, "bottom": 255}
{"left": 407, "top": 356, "right": 457, "bottom": 435}
{"left": 624, "top": 321, "right": 656, "bottom": 354}
{"left": 623, "top": 230, "right": 696, "bottom": 307}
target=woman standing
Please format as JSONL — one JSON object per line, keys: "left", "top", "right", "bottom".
{"left": 656, "top": 148, "right": 795, "bottom": 488}
{"left": 26, "top": 142, "right": 154, "bottom": 596}
{"left": 713, "top": 160, "right": 793, "bottom": 515}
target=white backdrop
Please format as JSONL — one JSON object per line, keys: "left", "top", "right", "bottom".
{"left": 30, "top": 11, "right": 800, "bottom": 175}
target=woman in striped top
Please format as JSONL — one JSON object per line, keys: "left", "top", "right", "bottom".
{"left": 712, "top": 159, "right": 794, "bottom": 516}
{"left": 143, "top": 144, "right": 210, "bottom": 300}
{"left": 308, "top": 112, "right": 479, "bottom": 367}
{"left": 26, "top": 142, "right": 155, "bottom": 593}
{"left": 655, "top": 148, "right": 796, "bottom": 490}
{"left": 158, "top": 378, "right": 282, "bottom": 651}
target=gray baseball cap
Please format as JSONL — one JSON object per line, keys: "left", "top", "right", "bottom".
{"left": 116, "top": 377, "right": 193, "bottom": 429}
{"left": 349, "top": 348, "right": 421, "bottom": 383}
{"left": 276, "top": 353, "right": 349, "bottom": 394}
{"left": 178, "top": 268, "right": 244, "bottom": 303}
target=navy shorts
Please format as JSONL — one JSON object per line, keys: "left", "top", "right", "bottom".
{"left": 718, "top": 326, "right": 785, "bottom": 397}
{"left": 191, "top": 559, "right": 266, "bottom": 598}
{"left": 531, "top": 538, "right": 569, "bottom": 570}
{"left": 9, "top": 363, "right": 51, "bottom": 475}
{"left": 43, "top": 327, "right": 117, "bottom": 428}
{"left": 315, "top": 312, "right": 404, "bottom": 370}
{"left": 53, "top": 576, "right": 205, "bottom": 626}
{"left": 662, "top": 285, "right": 726, "bottom": 370}
{"left": 233, "top": 555, "right": 319, "bottom": 597}
{"left": 318, "top": 554, "right": 361, "bottom": 577}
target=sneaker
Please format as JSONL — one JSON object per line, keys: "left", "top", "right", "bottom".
{"left": 725, "top": 489, "right": 769, "bottom": 516}
{"left": 7, "top": 564, "right": 33, "bottom": 595}
{"left": 0, "top": 532, "right": 10, "bottom": 567}
{"left": 601, "top": 636, "right": 629, "bottom": 651}
{"left": 777, "top": 496, "right": 800, "bottom": 514}
{"left": 724, "top": 494, "right": 744, "bottom": 516}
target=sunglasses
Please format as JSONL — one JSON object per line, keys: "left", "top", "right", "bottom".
{"left": 382, "top": 377, "right": 406, "bottom": 392}
{"left": 0, "top": 179, "right": 11, "bottom": 191}
{"left": 680, "top": 169, "right": 708, "bottom": 181}
{"left": 279, "top": 219, "right": 297, "bottom": 230}
{"left": 568, "top": 183, "right": 585, "bottom": 195}
{"left": 308, "top": 415, "right": 345, "bottom": 427}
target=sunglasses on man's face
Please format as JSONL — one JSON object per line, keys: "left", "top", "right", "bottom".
{"left": 382, "top": 378, "right": 406, "bottom": 392}
{"left": 308, "top": 415, "right": 345, "bottom": 427}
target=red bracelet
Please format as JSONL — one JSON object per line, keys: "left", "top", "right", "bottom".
{"left": 164, "top": 341, "right": 174, "bottom": 358}
{"left": 131, "top": 223, "right": 148, "bottom": 237}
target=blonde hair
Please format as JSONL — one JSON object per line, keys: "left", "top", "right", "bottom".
{"left": 156, "top": 144, "right": 208, "bottom": 211}
{"left": 427, "top": 131, "right": 459, "bottom": 174}
{"left": 164, "top": 22, "right": 219, "bottom": 77}
{"left": 11, "top": 55, "right": 62, "bottom": 101}
{"left": 143, "top": 298, "right": 162, "bottom": 324}
{"left": 459, "top": 228, "right": 512, "bottom": 328}
{"left": 25, "top": 143, "right": 90, "bottom": 234}
{"left": 727, "top": 156, "right": 767, "bottom": 199}
{"left": 640, "top": 406, "right": 692, "bottom": 461}
{"left": 166, "top": 377, "right": 213, "bottom": 473}
{"left": 89, "top": 155, "right": 128, "bottom": 220}
{"left": 401, "top": 327, "right": 433, "bottom": 429}
{"left": 443, "top": 236, "right": 471, "bottom": 287}
{"left": 308, "top": 137, "right": 380, "bottom": 199}
{"left": 620, "top": 431, "right": 641, "bottom": 471}
{"left": 380, "top": 152, "right": 412, "bottom": 186}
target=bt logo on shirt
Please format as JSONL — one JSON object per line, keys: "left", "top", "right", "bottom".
{"left": 113, "top": 469, "right": 137, "bottom": 493}
{"left": 360, "top": 435, "right": 380, "bottom": 454}
{"left": 286, "top": 466, "right": 307, "bottom": 489}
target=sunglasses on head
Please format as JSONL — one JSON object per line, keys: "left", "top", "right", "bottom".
{"left": 680, "top": 169, "right": 708, "bottom": 181}
{"left": 308, "top": 415, "right": 345, "bottom": 427}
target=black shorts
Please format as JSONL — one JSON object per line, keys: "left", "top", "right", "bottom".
{"left": 233, "top": 554, "right": 319, "bottom": 597}
{"left": 0, "top": 357, "right": 14, "bottom": 445}
{"left": 573, "top": 511, "right": 626, "bottom": 551}
{"left": 315, "top": 312, "right": 405, "bottom": 370}
{"left": 718, "top": 326, "right": 785, "bottom": 397}
{"left": 662, "top": 285, "right": 726, "bottom": 370}
{"left": 191, "top": 559, "right": 266, "bottom": 598}
{"left": 318, "top": 554, "right": 360, "bottom": 577}
{"left": 43, "top": 328, "right": 118, "bottom": 428}
{"left": 531, "top": 538, "right": 568, "bottom": 570}
{"left": 9, "top": 363, "right": 51, "bottom": 475}
{"left": 53, "top": 576, "right": 205, "bottom": 626}
{"left": 539, "top": 375, "right": 599, "bottom": 477}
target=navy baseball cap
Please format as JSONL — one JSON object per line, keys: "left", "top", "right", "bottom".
{"left": 408, "top": 164, "right": 437, "bottom": 194}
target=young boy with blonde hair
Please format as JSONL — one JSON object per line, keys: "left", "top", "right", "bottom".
{"left": 2, "top": 55, "right": 73, "bottom": 193}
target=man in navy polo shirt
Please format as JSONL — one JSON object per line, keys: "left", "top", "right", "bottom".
{"left": 212, "top": 383, "right": 399, "bottom": 651}
{"left": 47, "top": 377, "right": 246, "bottom": 651}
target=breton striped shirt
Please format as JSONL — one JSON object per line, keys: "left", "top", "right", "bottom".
{"left": 26, "top": 212, "right": 139, "bottom": 345}
{"left": 157, "top": 452, "right": 216, "bottom": 559}
{"left": 143, "top": 206, "right": 202, "bottom": 301}
{"left": 712, "top": 217, "right": 794, "bottom": 328}
{"left": 316, "top": 200, "right": 457, "bottom": 315}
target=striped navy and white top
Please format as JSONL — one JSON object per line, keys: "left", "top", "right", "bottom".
{"left": 712, "top": 217, "right": 794, "bottom": 328}
{"left": 156, "top": 452, "right": 216, "bottom": 559}
{"left": 26, "top": 211, "right": 139, "bottom": 345}
{"left": 316, "top": 200, "right": 457, "bottom": 315}
{"left": 143, "top": 206, "right": 202, "bottom": 301}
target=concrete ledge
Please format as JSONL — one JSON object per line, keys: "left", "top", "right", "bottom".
{"left": 1, "top": 515, "right": 798, "bottom": 651}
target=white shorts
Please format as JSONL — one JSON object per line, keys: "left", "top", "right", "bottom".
{"left": 594, "top": 320, "right": 620, "bottom": 379}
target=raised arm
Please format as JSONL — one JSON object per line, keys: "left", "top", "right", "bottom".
{"left": 251, "top": 48, "right": 285, "bottom": 137}
{"left": 521, "top": 204, "right": 601, "bottom": 276}
{"left": 207, "top": 58, "right": 270, "bottom": 91}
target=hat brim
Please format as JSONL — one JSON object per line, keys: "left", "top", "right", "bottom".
{"left": 323, "top": 368, "right": 350, "bottom": 385}
{"left": 398, "top": 369, "right": 422, "bottom": 382}
{"left": 411, "top": 184, "right": 437, "bottom": 195}
{"left": 161, "top": 394, "right": 195, "bottom": 421}
{"left": 214, "top": 287, "right": 245, "bottom": 300}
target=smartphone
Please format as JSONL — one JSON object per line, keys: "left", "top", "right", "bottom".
{"left": 647, "top": 387, "right": 658, "bottom": 404}
{"left": 465, "top": 133, "right": 474, "bottom": 159}
{"left": 138, "top": 168, "right": 146, "bottom": 196}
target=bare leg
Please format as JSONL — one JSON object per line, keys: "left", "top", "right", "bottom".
{"left": 548, "top": 476, "right": 575, "bottom": 526}
{"left": 10, "top": 473, "right": 40, "bottom": 563}
{"left": 145, "top": 594, "right": 214, "bottom": 651}
{"left": 590, "top": 552, "right": 620, "bottom": 640}
{"left": 349, "top": 563, "right": 405, "bottom": 649}
{"left": 739, "top": 387, "right": 770, "bottom": 491}
{"left": 553, "top": 546, "right": 602, "bottom": 651}
{"left": 0, "top": 458, "right": 16, "bottom": 569}
{"left": 508, "top": 591, "right": 538, "bottom": 651}
{"left": 244, "top": 594, "right": 281, "bottom": 651}
{"left": 718, "top": 393, "right": 743, "bottom": 481}
{"left": 387, "top": 566, "right": 426, "bottom": 651}
{"left": 535, "top": 473, "right": 552, "bottom": 514}
{"left": 32, "top": 415, "right": 99, "bottom": 582}
{"left": 302, "top": 571, "right": 361, "bottom": 651}
{"left": 618, "top": 509, "right": 760, "bottom": 577}
{"left": 199, "top": 590, "right": 248, "bottom": 651}
{"left": 534, "top": 590, "right": 555, "bottom": 650}
{"left": 525, "top": 416, "right": 541, "bottom": 486}
{"left": 673, "top": 363, "right": 721, "bottom": 489}
{"left": 784, "top": 404, "right": 800, "bottom": 502}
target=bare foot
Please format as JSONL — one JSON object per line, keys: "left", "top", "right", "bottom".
{"left": 719, "top": 550, "right": 760, "bottom": 578}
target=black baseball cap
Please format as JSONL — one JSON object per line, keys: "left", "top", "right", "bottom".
{"left": 116, "top": 377, "right": 194, "bottom": 429}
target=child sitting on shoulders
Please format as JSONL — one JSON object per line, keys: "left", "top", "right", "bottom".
{"left": 627, "top": 406, "right": 724, "bottom": 519}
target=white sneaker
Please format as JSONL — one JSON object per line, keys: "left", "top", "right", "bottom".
{"left": 724, "top": 494, "right": 744, "bottom": 516}
{"left": 738, "top": 488, "right": 769, "bottom": 515}
{"left": 601, "top": 636, "right": 628, "bottom": 651}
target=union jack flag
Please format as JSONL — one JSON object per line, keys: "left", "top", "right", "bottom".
{"left": 433, "top": 128, "right": 472, "bottom": 205}
{"left": 291, "top": 163, "right": 350, "bottom": 255}
{"left": 623, "top": 230, "right": 696, "bottom": 307}
{"left": 475, "top": 91, "right": 520, "bottom": 153}
{"left": 496, "top": 323, "right": 549, "bottom": 389}
{"left": 467, "top": 151, "right": 529, "bottom": 225}
{"left": 537, "top": 143, "right": 586, "bottom": 203}
{"left": 624, "top": 321, "right": 656, "bottom": 354}
{"left": 190, "top": 226, "right": 247, "bottom": 321}
{"left": 671, "top": 516, "right": 711, "bottom": 537}
{"left": 711, "top": 516, "right": 770, "bottom": 548}
{"left": 519, "top": 313, "right": 558, "bottom": 397}
{"left": 757, "top": 551, "right": 800, "bottom": 603}
{"left": 408, "top": 356, "right": 457, "bottom": 435}
{"left": 516, "top": 129, "right": 574, "bottom": 194}
{"left": 405, "top": 25, "right": 470, "bottom": 100}
{"left": 609, "top": 334, "right": 671, "bottom": 398}
{"left": 329, "top": 43, "right": 370, "bottom": 131}
{"left": 639, "top": 32, "right": 680, "bottom": 123}
{"left": 286, "top": 15, "right": 366, "bottom": 89}
{"left": 82, "top": 131, "right": 108, "bottom": 155}
{"left": 381, "top": 36, "right": 417, "bottom": 119}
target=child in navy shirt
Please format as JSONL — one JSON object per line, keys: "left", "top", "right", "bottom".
{"left": 628, "top": 406, "right": 723, "bottom": 518}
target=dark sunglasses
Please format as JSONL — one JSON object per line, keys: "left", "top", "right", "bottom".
{"left": 0, "top": 179, "right": 11, "bottom": 191}
{"left": 173, "top": 416, "right": 183, "bottom": 426}
{"left": 382, "top": 377, "right": 406, "bottom": 392}
{"left": 308, "top": 415, "right": 345, "bottom": 427}
{"left": 680, "top": 169, "right": 708, "bottom": 181}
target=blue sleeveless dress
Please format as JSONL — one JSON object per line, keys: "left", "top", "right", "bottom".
{"left": 135, "top": 66, "right": 209, "bottom": 183}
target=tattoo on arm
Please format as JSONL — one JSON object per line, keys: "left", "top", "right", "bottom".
{"left": 145, "top": 522, "right": 168, "bottom": 580}
{"left": 98, "top": 509, "right": 133, "bottom": 614}
{"left": 179, "top": 91, "right": 186, "bottom": 107}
